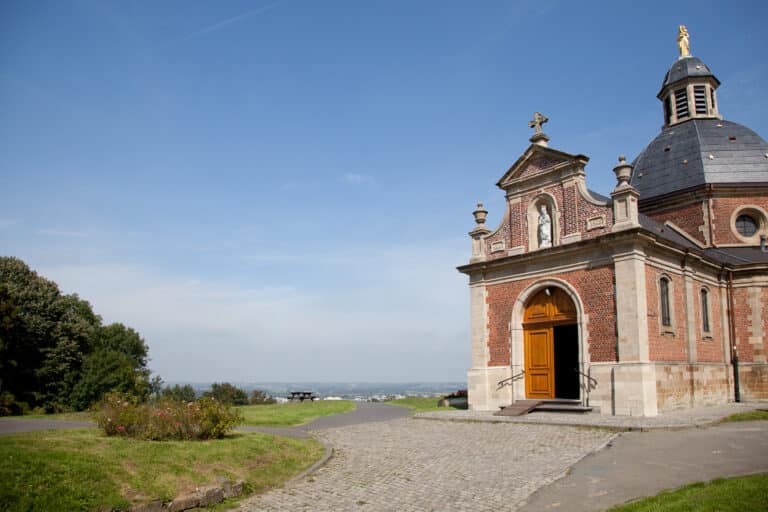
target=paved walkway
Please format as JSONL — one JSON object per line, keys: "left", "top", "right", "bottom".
{"left": 417, "top": 401, "right": 766, "bottom": 429}
{"left": 239, "top": 419, "right": 615, "bottom": 511}
{"left": 520, "top": 420, "right": 768, "bottom": 511}
{"left": 238, "top": 402, "right": 768, "bottom": 512}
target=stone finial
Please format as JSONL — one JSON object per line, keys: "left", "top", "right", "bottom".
{"left": 613, "top": 155, "right": 633, "bottom": 189}
{"left": 528, "top": 112, "right": 550, "bottom": 147}
{"left": 677, "top": 25, "right": 690, "bottom": 59}
{"left": 472, "top": 202, "right": 488, "bottom": 227}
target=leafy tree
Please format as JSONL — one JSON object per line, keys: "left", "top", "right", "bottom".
{"left": 162, "top": 384, "right": 197, "bottom": 402}
{"left": 0, "top": 257, "right": 157, "bottom": 412}
{"left": 248, "top": 389, "right": 276, "bottom": 405}
{"left": 205, "top": 382, "right": 248, "bottom": 406}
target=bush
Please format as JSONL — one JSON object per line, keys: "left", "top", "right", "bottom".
{"left": 248, "top": 389, "right": 276, "bottom": 405}
{"left": 95, "top": 393, "right": 242, "bottom": 440}
{"left": 204, "top": 382, "right": 248, "bottom": 405}
{"left": 0, "top": 392, "right": 27, "bottom": 416}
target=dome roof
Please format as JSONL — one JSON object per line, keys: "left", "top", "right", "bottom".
{"left": 658, "top": 56, "right": 720, "bottom": 97}
{"left": 630, "top": 119, "right": 768, "bottom": 200}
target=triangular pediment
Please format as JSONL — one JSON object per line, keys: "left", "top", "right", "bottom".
{"left": 496, "top": 145, "right": 589, "bottom": 189}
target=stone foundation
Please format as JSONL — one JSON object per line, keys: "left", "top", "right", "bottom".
{"left": 467, "top": 366, "right": 513, "bottom": 411}
{"left": 739, "top": 363, "right": 768, "bottom": 400}
{"left": 655, "top": 363, "right": 731, "bottom": 412}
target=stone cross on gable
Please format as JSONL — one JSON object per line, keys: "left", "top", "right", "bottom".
{"left": 528, "top": 112, "right": 548, "bottom": 135}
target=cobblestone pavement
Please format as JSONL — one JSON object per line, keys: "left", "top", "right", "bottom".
{"left": 239, "top": 418, "right": 614, "bottom": 512}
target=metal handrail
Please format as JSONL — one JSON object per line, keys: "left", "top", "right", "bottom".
{"left": 574, "top": 367, "right": 597, "bottom": 407}
{"left": 497, "top": 370, "right": 525, "bottom": 390}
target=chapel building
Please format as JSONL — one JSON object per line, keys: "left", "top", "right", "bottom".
{"left": 458, "top": 28, "right": 768, "bottom": 416}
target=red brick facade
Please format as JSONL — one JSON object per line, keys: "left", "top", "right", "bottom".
{"left": 711, "top": 196, "right": 768, "bottom": 245}
{"left": 485, "top": 266, "right": 616, "bottom": 366}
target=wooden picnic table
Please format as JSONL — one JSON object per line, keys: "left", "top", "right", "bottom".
{"left": 289, "top": 391, "right": 317, "bottom": 402}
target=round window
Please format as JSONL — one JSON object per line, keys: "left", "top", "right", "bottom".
{"left": 735, "top": 214, "right": 758, "bottom": 237}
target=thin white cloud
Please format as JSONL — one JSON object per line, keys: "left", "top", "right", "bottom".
{"left": 37, "top": 240, "right": 469, "bottom": 382}
{"left": 182, "top": 1, "right": 284, "bottom": 41}
{"left": 36, "top": 228, "right": 89, "bottom": 238}
{"left": 342, "top": 173, "right": 375, "bottom": 185}
{"left": 0, "top": 219, "right": 18, "bottom": 230}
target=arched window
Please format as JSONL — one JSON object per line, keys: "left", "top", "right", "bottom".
{"left": 660, "top": 277, "right": 671, "bottom": 327}
{"left": 700, "top": 288, "right": 710, "bottom": 334}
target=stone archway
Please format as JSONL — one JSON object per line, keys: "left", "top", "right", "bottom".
{"left": 509, "top": 280, "right": 589, "bottom": 402}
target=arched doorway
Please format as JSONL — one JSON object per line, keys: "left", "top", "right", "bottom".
{"left": 523, "top": 287, "right": 580, "bottom": 400}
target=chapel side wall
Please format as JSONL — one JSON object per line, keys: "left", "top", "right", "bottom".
{"left": 711, "top": 196, "right": 768, "bottom": 246}
{"left": 485, "top": 266, "right": 616, "bottom": 367}
{"left": 655, "top": 364, "right": 731, "bottom": 412}
{"left": 733, "top": 284, "right": 768, "bottom": 400}
{"left": 645, "top": 265, "right": 688, "bottom": 361}
{"left": 693, "top": 276, "right": 725, "bottom": 363}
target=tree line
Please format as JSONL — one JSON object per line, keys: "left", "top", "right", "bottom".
{"left": 0, "top": 256, "right": 277, "bottom": 415}
{"left": 0, "top": 257, "right": 157, "bottom": 414}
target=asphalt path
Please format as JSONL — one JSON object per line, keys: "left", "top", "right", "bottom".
{"left": 0, "top": 402, "right": 411, "bottom": 438}
{"left": 0, "top": 419, "right": 93, "bottom": 434}
{"left": 519, "top": 420, "right": 768, "bottom": 511}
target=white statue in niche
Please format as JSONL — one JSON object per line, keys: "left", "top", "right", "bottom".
{"left": 538, "top": 205, "right": 552, "bottom": 248}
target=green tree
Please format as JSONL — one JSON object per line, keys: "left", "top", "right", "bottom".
{"left": 0, "top": 257, "right": 156, "bottom": 412}
{"left": 248, "top": 389, "right": 276, "bottom": 405}
{"left": 205, "top": 382, "right": 248, "bottom": 405}
{"left": 162, "top": 384, "right": 197, "bottom": 402}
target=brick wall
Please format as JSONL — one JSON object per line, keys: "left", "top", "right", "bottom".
{"left": 485, "top": 266, "right": 616, "bottom": 366}
{"left": 646, "top": 267, "right": 688, "bottom": 361}
{"left": 733, "top": 287, "right": 754, "bottom": 362}
{"left": 711, "top": 196, "right": 768, "bottom": 245}
{"left": 485, "top": 182, "right": 613, "bottom": 258}
{"left": 647, "top": 202, "right": 707, "bottom": 245}
{"left": 694, "top": 279, "right": 725, "bottom": 363}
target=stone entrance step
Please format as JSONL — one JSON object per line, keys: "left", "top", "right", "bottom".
{"left": 494, "top": 400, "right": 543, "bottom": 416}
{"left": 534, "top": 400, "right": 592, "bottom": 414}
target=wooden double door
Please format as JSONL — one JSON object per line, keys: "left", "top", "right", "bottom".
{"left": 523, "top": 288, "right": 580, "bottom": 400}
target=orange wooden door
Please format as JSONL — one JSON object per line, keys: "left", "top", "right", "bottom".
{"left": 524, "top": 327, "right": 554, "bottom": 399}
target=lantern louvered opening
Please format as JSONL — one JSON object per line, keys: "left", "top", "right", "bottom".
{"left": 674, "top": 88, "right": 689, "bottom": 119}
{"left": 694, "top": 85, "right": 707, "bottom": 115}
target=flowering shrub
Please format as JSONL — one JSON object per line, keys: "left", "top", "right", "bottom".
{"left": 96, "top": 393, "right": 242, "bottom": 440}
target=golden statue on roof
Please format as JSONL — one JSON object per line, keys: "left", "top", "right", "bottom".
{"left": 677, "top": 25, "right": 690, "bottom": 58}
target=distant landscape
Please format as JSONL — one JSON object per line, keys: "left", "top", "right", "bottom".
{"left": 173, "top": 382, "right": 466, "bottom": 401}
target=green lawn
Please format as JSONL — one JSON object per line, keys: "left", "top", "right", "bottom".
{"left": 723, "top": 410, "right": 768, "bottom": 422}
{"left": 235, "top": 400, "right": 356, "bottom": 427}
{"left": 608, "top": 473, "right": 768, "bottom": 512}
{"left": 0, "top": 428, "right": 323, "bottom": 511}
{"left": 385, "top": 396, "right": 466, "bottom": 413}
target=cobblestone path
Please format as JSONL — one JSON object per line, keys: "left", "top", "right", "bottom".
{"left": 239, "top": 418, "right": 614, "bottom": 512}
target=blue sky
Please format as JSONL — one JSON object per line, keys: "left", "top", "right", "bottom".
{"left": 1, "top": 1, "right": 766, "bottom": 383}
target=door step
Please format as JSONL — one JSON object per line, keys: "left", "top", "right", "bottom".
{"left": 533, "top": 401, "right": 592, "bottom": 413}
{"left": 494, "top": 400, "right": 542, "bottom": 416}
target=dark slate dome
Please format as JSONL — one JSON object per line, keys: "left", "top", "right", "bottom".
{"left": 658, "top": 56, "right": 719, "bottom": 97}
{"left": 630, "top": 119, "right": 768, "bottom": 199}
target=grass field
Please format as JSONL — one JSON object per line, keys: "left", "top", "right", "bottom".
{"left": 723, "top": 410, "right": 768, "bottom": 422}
{"left": 608, "top": 473, "right": 768, "bottom": 511}
{"left": 385, "top": 396, "right": 465, "bottom": 413}
{"left": 236, "top": 400, "right": 356, "bottom": 427}
{"left": 0, "top": 428, "right": 323, "bottom": 511}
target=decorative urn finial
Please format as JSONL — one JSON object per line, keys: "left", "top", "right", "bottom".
{"left": 472, "top": 202, "right": 488, "bottom": 226}
{"left": 612, "top": 155, "right": 633, "bottom": 189}
{"left": 677, "top": 25, "right": 691, "bottom": 59}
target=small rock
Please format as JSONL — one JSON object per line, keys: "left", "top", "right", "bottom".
{"left": 167, "top": 494, "right": 199, "bottom": 512}
{"left": 129, "top": 500, "right": 162, "bottom": 512}
{"left": 197, "top": 485, "right": 224, "bottom": 506}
